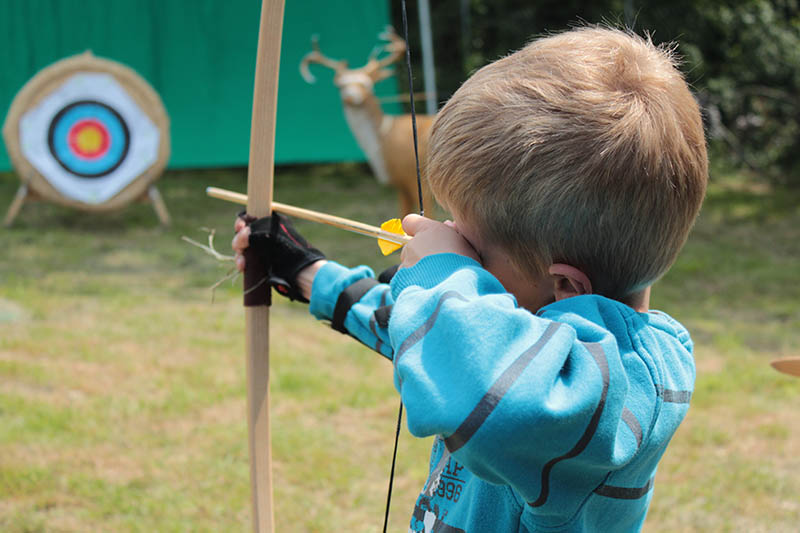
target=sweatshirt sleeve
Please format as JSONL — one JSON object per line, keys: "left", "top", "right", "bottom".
{"left": 309, "top": 261, "right": 395, "bottom": 360}
{"left": 387, "top": 254, "right": 660, "bottom": 509}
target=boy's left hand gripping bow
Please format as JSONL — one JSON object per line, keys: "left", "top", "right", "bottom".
{"left": 241, "top": 212, "right": 326, "bottom": 303}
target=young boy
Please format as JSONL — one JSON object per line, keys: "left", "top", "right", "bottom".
{"left": 234, "top": 26, "right": 707, "bottom": 532}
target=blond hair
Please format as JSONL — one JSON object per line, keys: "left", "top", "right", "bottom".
{"left": 427, "top": 26, "right": 708, "bottom": 299}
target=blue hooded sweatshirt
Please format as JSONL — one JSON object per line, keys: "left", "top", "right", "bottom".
{"left": 309, "top": 254, "right": 694, "bottom": 532}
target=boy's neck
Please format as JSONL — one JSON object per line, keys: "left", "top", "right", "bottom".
{"left": 621, "top": 287, "right": 651, "bottom": 313}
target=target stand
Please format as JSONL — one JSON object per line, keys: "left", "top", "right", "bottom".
{"left": 2, "top": 51, "right": 171, "bottom": 226}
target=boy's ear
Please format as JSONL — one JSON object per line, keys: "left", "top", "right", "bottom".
{"left": 548, "top": 263, "right": 592, "bottom": 301}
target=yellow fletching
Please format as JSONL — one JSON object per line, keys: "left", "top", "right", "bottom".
{"left": 378, "top": 218, "right": 407, "bottom": 256}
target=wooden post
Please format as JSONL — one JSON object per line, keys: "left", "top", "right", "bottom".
{"left": 147, "top": 185, "right": 171, "bottom": 226}
{"left": 244, "top": 1, "right": 284, "bottom": 532}
{"left": 3, "top": 183, "right": 29, "bottom": 227}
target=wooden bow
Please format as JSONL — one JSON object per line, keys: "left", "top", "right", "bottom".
{"left": 243, "top": 1, "right": 284, "bottom": 531}
{"left": 239, "top": 4, "right": 422, "bottom": 530}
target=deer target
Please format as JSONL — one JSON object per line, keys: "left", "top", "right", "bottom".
{"left": 300, "top": 26, "right": 436, "bottom": 217}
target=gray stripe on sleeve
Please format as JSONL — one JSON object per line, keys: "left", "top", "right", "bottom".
{"left": 379, "top": 288, "right": 388, "bottom": 308}
{"left": 443, "top": 322, "right": 561, "bottom": 453}
{"left": 594, "top": 477, "right": 654, "bottom": 499}
{"left": 393, "top": 291, "right": 468, "bottom": 371}
{"left": 529, "top": 341, "right": 610, "bottom": 508}
{"left": 368, "top": 289, "right": 390, "bottom": 353}
{"left": 662, "top": 388, "right": 692, "bottom": 403}
{"left": 369, "top": 314, "right": 383, "bottom": 353}
{"left": 621, "top": 407, "right": 643, "bottom": 449}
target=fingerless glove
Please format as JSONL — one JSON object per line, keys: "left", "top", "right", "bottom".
{"left": 245, "top": 212, "right": 325, "bottom": 303}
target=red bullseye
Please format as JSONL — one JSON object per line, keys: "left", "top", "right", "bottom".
{"left": 67, "top": 119, "right": 110, "bottom": 160}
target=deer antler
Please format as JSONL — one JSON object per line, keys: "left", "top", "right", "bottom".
{"left": 363, "top": 26, "right": 407, "bottom": 81}
{"left": 299, "top": 35, "right": 349, "bottom": 83}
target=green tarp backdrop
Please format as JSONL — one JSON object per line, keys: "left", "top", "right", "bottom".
{"left": 0, "top": 0, "right": 400, "bottom": 170}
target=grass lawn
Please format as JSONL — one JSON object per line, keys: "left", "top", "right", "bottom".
{"left": 1, "top": 164, "right": 798, "bottom": 532}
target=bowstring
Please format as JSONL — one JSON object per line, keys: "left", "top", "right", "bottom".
{"left": 382, "top": 400, "right": 404, "bottom": 533}
{"left": 382, "top": 2, "right": 424, "bottom": 532}
{"left": 402, "top": 0, "right": 425, "bottom": 218}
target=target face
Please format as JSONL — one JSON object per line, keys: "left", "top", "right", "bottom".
{"left": 19, "top": 72, "right": 160, "bottom": 205}
{"left": 49, "top": 100, "right": 130, "bottom": 177}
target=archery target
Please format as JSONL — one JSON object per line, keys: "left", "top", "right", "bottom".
{"left": 3, "top": 52, "right": 169, "bottom": 211}
{"left": 50, "top": 100, "right": 128, "bottom": 177}
{"left": 19, "top": 72, "right": 160, "bottom": 204}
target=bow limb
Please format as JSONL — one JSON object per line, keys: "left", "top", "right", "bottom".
{"left": 244, "top": 1, "right": 284, "bottom": 532}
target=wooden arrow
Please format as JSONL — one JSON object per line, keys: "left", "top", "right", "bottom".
{"left": 206, "top": 186, "right": 412, "bottom": 249}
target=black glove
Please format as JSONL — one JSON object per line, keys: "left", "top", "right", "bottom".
{"left": 243, "top": 212, "right": 325, "bottom": 303}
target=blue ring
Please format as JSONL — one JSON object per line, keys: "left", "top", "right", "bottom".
{"left": 47, "top": 100, "right": 130, "bottom": 178}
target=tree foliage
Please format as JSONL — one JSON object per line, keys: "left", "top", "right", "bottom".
{"left": 391, "top": 0, "right": 800, "bottom": 185}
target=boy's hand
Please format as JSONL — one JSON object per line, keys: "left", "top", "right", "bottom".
{"left": 400, "top": 214, "right": 480, "bottom": 268}
{"left": 232, "top": 212, "right": 326, "bottom": 302}
{"left": 232, "top": 216, "right": 252, "bottom": 272}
